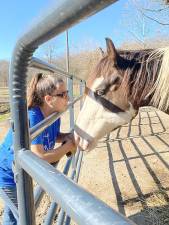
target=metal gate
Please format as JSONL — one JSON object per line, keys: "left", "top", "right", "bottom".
{"left": 8, "top": 0, "right": 135, "bottom": 224}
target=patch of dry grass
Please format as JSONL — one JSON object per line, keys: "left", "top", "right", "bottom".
{"left": 139, "top": 191, "right": 169, "bottom": 225}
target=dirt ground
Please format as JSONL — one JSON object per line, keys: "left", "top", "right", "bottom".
{"left": 1, "top": 106, "right": 169, "bottom": 224}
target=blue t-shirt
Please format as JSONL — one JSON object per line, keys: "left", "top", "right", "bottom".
{"left": 0, "top": 106, "right": 60, "bottom": 187}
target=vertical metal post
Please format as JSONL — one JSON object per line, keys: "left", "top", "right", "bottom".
{"left": 9, "top": 44, "right": 36, "bottom": 225}
{"left": 34, "top": 186, "right": 45, "bottom": 209}
{"left": 44, "top": 202, "right": 58, "bottom": 225}
{"left": 64, "top": 82, "right": 85, "bottom": 225}
{"left": 65, "top": 216, "right": 71, "bottom": 225}
{"left": 56, "top": 210, "right": 66, "bottom": 225}
{"left": 66, "top": 30, "right": 74, "bottom": 129}
{"left": 80, "top": 80, "right": 85, "bottom": 109}
{"left": 66, "top": 30, "right": 70, "bottom": 74}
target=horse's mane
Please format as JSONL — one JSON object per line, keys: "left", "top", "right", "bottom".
{"left": 149, "top": 47, "right": 169, "bottom": 111}
{"left": 119, "top": 47, "right": 169, "bottom": 111}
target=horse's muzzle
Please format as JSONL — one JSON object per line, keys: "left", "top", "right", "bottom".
{"left": 74, "top": 131, "right": 90, "bottom": 151}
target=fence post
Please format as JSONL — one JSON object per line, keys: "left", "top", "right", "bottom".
{"left": 66, "top": 30, "right": 74, "bottom": 129}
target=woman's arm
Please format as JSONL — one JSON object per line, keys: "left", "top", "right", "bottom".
{"left": 31, "top": 140, "right": 76, "bottom": 163}
{"left": 56, "top": 132, "right": 70, "bottom": 143}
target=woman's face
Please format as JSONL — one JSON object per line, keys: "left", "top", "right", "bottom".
{"left": 51, "top": 82, "right": 69, "bottom": 112}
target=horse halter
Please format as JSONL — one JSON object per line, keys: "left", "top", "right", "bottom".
{"left": 85, "top": 87, "right": 125, "bottom": 113}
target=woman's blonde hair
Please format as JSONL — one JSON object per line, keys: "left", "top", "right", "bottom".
{"left": 27, "top": 73, "right": 64, "bottom": 109}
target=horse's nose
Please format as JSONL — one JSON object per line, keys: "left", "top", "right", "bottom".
{"left": 74, "top": 131, "right": 89, "bottom": 151}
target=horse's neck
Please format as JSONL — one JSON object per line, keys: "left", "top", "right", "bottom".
{"left": 130, "top": 96, "right": 151, "bottom": 111}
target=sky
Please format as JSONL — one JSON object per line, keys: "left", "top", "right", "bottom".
{"left": 0, "top": 0, "right": 168, "bottom": 61}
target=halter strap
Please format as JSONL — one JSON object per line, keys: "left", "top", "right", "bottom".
{"left": 85, "top": 87, "right": 125, "bottom": 113}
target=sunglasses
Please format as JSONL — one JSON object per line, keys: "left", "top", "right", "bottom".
{"left": 52, "top": 90, "right": 69, "bottom": 98}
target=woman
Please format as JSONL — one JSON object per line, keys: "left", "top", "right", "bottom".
{"left": 0, "top": 73, "right": 76, "bottom": 225}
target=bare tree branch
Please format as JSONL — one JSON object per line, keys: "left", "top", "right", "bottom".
{"left": 140, "top": 10, "right": 169, "bottom": 26}
{"left": 128, "top": 30, "right": 145, "bottom": 45}
{"left": 141, "top": 6, "right": 169, "bottom": 12}
{"left": 131, "top": 0, "right": 169, "bottom": 26}
{"left": 132, "top": 2, "right": 169, "bottom": 26}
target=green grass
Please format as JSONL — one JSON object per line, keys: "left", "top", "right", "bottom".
{"left": 0, "top": 113, "right": 10, "bottom": 122}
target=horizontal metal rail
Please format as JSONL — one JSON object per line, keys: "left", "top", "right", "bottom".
{"left": 30, "top": 57, "right": 82, "bottom": 81}
{"left": 18, "top": 149, "right": 134, "bottom": 225}
{"left": 34, "top": 162, "right": 58, "bottom": 210}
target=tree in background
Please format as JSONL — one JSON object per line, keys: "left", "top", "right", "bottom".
{"left": 121, "top": 0, "right": 169, "bottom": 49}
{"left": 134, "top": 0, "right": 169, "bottom": 26}
{"left": 40, "top": 37, "right": 101, "bottom": 80}
{"left": 164, "top": 0, "right": 169, "bottom": 4}
{"left": 0, "top": 60, "right": 9, "bottom": 86}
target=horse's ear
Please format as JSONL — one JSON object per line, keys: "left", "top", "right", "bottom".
{"left": 105, "top": 38, "right": 117, "bottom": 60}
{"left": 98, "top": 47, "right": 105, "bottom": 57}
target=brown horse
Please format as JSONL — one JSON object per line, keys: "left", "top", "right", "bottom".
{"left": 74, "top": 38, "right": 169, "bottom": 151}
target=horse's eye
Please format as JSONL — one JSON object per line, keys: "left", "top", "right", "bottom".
{"left": 96, "top": 89, "right": 105, "bottom": 96}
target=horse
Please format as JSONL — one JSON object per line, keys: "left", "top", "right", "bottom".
{"left": 74, "top": 38, "right": 169, "bottom": 151}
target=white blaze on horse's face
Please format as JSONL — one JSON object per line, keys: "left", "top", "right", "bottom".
{"left": 74, "top": 76, "right": 137, "bottom": 151}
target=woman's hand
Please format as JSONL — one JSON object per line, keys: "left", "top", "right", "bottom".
{"left": 63, "top": 132, "right": 75, "bottom": 144}
{"left": 65, "top": 139, "right": 77, "bottom": 155}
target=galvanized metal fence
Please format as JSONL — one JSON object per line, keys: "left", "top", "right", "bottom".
{"left": 6, "top": 0, "right": 136, "bottom": 224}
